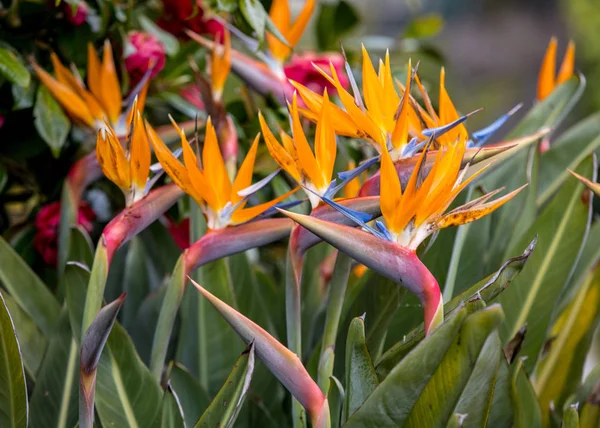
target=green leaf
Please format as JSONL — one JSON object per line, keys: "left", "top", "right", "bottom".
{"left": 511, "top": 360, "right": 542, "bottom": 428}
{"left": 29, "top": 313, "right": 79, "bottom": 428}
{"left": 344, "top": 316, "right": 378, "bottom": 423}
{"left": 535, "top": 267, "right": 600, "bottom": 424}
{"left": 156, "top": 387, "right": 185, "bottom": 428}
{"left": 0, "top": 161, "right": 6, "bottom": 194}
{"left": 0, "top": 291, "right": 28, "bottom": 428}
{"left": 562, "top": 406, "right": 580, "bottom": 428}
{"left": 195, "top": 343, "right": 255, "bottom": 428}
{"left": 499, "top": 155, "right": 595, "bottom": 371}
{"left": 376, "top": 238, "right": 534, "bottom": 378}
{"left": 0, "top": 47, "right": 30, "bottom": 88}
{"left": 538, "top": 112, "right": 600, "bottom": 206}
{"left": 65, "top": 262, "right": 90, "bottom": 342}
{"left": 329, "top": 376, "right": 345, "bottom": 428}
{"left": 95, "top": 323, "right": 163, "bottom": 427}
{"left": 138, "top": 15, "right": 180, "bottom": 56}
{"left": 2, "top": 293, "right": 46, "bottom": 378}
{"left": 240, "top": 0, "right": 267, "bottom": 41}
{"left": 346, "top": 304, "right": 504, "bottom": 427}
{"left": 34, "top": 86, "right": 71, "bottom": 158}
{"left": 486, "top": 357, "right": 514, "bottom": 428}
{"left": 0, "top": 236, "right": 60, "bottom": 336}
{"left": 168, "top": 363, "right": 211, "bottom": 428}
{"left": 452, "top": 333, "right": 502, "bottom": 428}
{"left": 122, "top": 237, "right": 151, "bottom": 329}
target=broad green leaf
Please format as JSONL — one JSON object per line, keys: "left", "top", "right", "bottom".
{"left": 538, "top": 112, "right": 600, "bottom": 205}
{"left": 0, "top": 47, "right": 30, "bottom": 87}
{"left": 138, "top": 15, "right": 179, "bottom": 56}
{"left": 446, "top": 413, "right": 467, "bottom": 428}
{"left": 499, "top": 155, "right": 594, "bottom": 371}
{"left": 346, "top": 304, "right": 504, "bottom": 427}
{"left": 2, "top": 293, "right": 46, "bottom": 378}
{"left": 169, "top": 363, "right": 211, "bottom": 428}
{"left": 34, "top": 86, "right": 71, "bottom": 158}
{"left": 195, "top": 343, "right": 255, "bottom": 428}
{"left": 67, "top": 225, "right": 94, "bottom": 268}
{"left": 344, "top": 316, "right": 378, "bottom": 423}
{"left": 535, "top": 268, "right": 600, "bottom": 425}
{"left": 486, "top": 357, "right": 514, "bottom": 428}
{"left": 0, "top": 236, "right": 60, "bottom": 336}
{"left": 562, "top": 407, "right": 580, "bottom": 428}
{"left": 511, "top": 360, "right": 542, "bottom": 428}
{"left": 0, "top": 291, "right": 28, "bottom": 428}
{"left": 95, "top": 323, "right": 163, "bottom": 427}
{"left": 315, "top": 0, "right": 360, "bottom": 51}
{"left": 29, "top": 313, "right": 78, "bottom": 428}
{"left": 452, "top": 333, "right": 502, "bottom": 428}
{"left": 65, "top": 262, "right": 90, "bottom": 341}
{"left": 240, "top": 0, "right": 266, "bottom": 40}
{"left": 156, "top": 387, "right": 185, "bottom": 428}
{"left": 122, "top": 237, "right": 151, "bottom": 329}
{"left": 329, "top": 376, "right": 345, "bottom": 428}
{"left": 376, "top": 238, "right": 534, "bottom": 378}
{"left": 139, "top": 220, "right": 180, "bottom": 276}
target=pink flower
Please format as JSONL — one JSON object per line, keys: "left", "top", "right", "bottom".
{"left": 63, "top": 1, "right": 88, "bottom": 27}
{"left": 157, "top": 0, "right": 224, "bottom": 39}
{"left": 180, "top": 84, "right": 206, "bottom": 111}
{"left": 284, "top": 52, "right": 350, "bottom": 96}
{"left": 34, "top": 201, "right": 96, "bottom": 266}
{"left": 124, "top": 31, "right": 166, "bottom": 87}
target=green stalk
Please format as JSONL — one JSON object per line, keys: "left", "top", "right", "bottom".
{"left": 80, "top": 238, "right": 109, "bottom": 339}
{"left": 285, "top": 239, "right": 306, "bottom": 428}
{"left": 149, "top": 254, "right": 187, "bottom": 381}
{"left": 190, "top": 201, "right": 209, "bottom": 391}
{"left": 318, "top": 253, "right": 352, "bottom": 392}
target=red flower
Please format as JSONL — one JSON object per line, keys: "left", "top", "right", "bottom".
{"left": 63, "top": 1, "right": 88, "bottom": 27}
{"left": 167, "top": 217, "right": 190, "bottom": 250}
{"left": 124, "top": 31, "right": 166, "bottom": 87}
{"left": 157, "top": 0, "right": 224, "bottom": 39}
{"left": 34, "top": 201, "right": 96, "bottom": 266}
{"left": 284, "top": 52, "right": 350, "bottom": 96}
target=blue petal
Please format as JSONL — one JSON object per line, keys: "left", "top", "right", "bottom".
{"left": 422, "top": 109, "right": 480, "bottom": 139}
{"left": 258, "top": 199, "right": 307, "bottom": 219}
{"left": 402, "top": 137, "right": 427, "bottom": 158}
{"left": 237, "top": 169, "right": 281, "bottom": 198}
{"left": 375, "top": 220, "right": 393, "bottom": 241}
{"left": 325, "top": 156, "right": 380, "bottom": 198}
{"left": 469, "top": 103, "right": 523, "bottom": 148}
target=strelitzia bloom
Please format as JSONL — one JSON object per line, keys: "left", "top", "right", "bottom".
{"left": 259, "top": 91, "right": 336, "bottom": 208}
{"left": 266, "top": 0, "right": 316, "bottom": 69}
{"left": 95, "top": 100, "right": 152, "bottom": 206}
{"left": 209, "top": 29, "right": 231, "bottom": 102}
{"left": 537, "top": 37, "right": 575, "bottom": 101}
{"left": 280, "top": 136, "right": 525, "bottom": 335}
{"left": 32, "top": 40, "right": 145, "bottom": 136}
{"left": 149, "top": 116, "right": 296, "bottom": 229}
{"left": 291, "top": 48, "right": 470, "bottom": 158}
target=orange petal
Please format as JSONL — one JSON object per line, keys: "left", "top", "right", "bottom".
{"left": 438, "top": 185, "right": 527, "bottom": 229}
{"left": 96, "top": 126, "right": 130, "bottom": 189}
{"left": 266, "top": 0, "right": 291, "bottom": 61}
{"left": 129, "top": 109, "right": 151, "bottom": 192}
{"left": 537, "top": 37, "right": 557, "bottom": 101}
{"left": 100, "top": 40, "right": 122, "bottom": 125}
{"left": 211, "top": 29, "right": 231, "bottom": 98}
{"left": 259, "top": 112, "right": 302, "bottom": 183}
{"left": 231, "top": 134, "right": 260, "bottom": 204}
{"left": 291, "top": 92, "right": 323, "bottom": 189}
{"left": 202, "top": 117, "right": 231, "bottom": 210}
{"left": 381, "top": 51, "right": 400, "bottom": 119}
{"left": 556, "top": 40, "right": 575, "bottom": 86}
{"left": 231, "top": 187, "right": 299, "bottom": 225}
{"left": 361, "top": 46, "right": 384, "bottom": 130}
{"left": 438, "top": 68, "right": 467, "bottom": 143}
{"left": 87, "top": 43, "right": 103, "bottom": 102}
{"left": 314, "top": 90, "right": 336, "bottom": 185}
{"left": 32, "top": 61, "right": 95, "bottom": 127}
{"left": 379, "top": 147, "right": 402, "bottom": 234}
{"left": 286, "top": 0, "right": 316, "bottom": 48}
{"left": 391, "top": 60, "right": 412, "bottom": 151}
{"left": 146, "top": 119, "right": 196, "bottom": 200}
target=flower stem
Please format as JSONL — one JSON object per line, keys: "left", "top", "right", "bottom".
{"left": 190, "top": 201, "right": 209, "bottom": 391}
{"left": 318, "top": 252, "right": 352, "bottom": 392}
